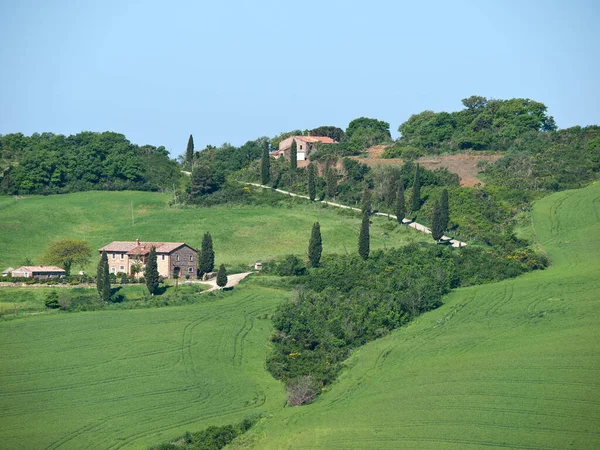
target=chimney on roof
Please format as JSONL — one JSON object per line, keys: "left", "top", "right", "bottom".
{"left": 136, "top": 238, "right": 140, "bottom": 246}
{"left": 307, "top": 131, "right": 311, "bottom": 137}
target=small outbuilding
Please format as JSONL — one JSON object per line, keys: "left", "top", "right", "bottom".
{"left": 2, "top": 267, "right": 15, "bottom": 277}
{"left": 10, "top": 266, "right": 66, "bottom": 278}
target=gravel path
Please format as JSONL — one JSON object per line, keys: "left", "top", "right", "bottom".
{"left": 182, "top": 272, "right": 252, "bottom": 292}
{"left": 244, "top": 182, "right": 467, "bottom": 247}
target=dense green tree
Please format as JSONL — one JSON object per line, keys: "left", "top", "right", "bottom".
{"left": 411, "top": 164, "right": 421, "bottom": 212}
{"left": 345, "top": 117, "right": 392, "bottom": 151}
{"left": 440, "top": 188, "right": 449, "bottom": 231}
{"left": 307, "top": 126, "right": 345, "bottom": 142}
{"left": 396, "top": 181, "right": 405, "bottom": 224}
{"left": 144, "top": 246, "right": 160, "bottom": 295}
{"left": 308, "top": 222, "right": 322, "bottom": 268}
{"left": 431, "top": 200, "right": 444, "bottom": 242}
{"left": 358, "top": 211, "right": 370, "bottom": 260}
{"left": 188, "top": 162, "right": 221, "bottom": 200}
{"left": 96, "top": 251, "right": 111, "bottom": 302}
{"left": 216, "top": 264, "right": 227, "bottom": 287}
{"left": 326, "top": 168, "right": 337, "bottom": 199}
{"left": 261, "top": 140, "right": 270, "bottom": 185}
{"left": 308, "top": 163, "right": 316, "bottom": 201}
{"left": 290, "top": 140, "right": 297, "bottom": 171}
{"left": 199, "top": 232, "right": 215, "bottom": 275}
{"left": 41, "top": 239, "right": 91, "bottom": 276}
{"left": 186, "top": 134, "right": 194, "bottom": 164}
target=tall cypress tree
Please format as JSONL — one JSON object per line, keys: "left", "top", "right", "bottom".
{"left": 96, "top": 251, "right": 110, "bottom": 302}
{"left": 186, "top": 134, "right": 194, "bottom": 164}
{"left": 216, "top": 264, "right": 228, "bottom": 288}
{"left": 411, "top": 164, "right": 421, "bottom": 213}
{"left": 199, "top": 232, "right": 215, "bottom": 275}
{"left": 361, "top": 183, "right": 371, "bottom": 215}
{"left": 431, "top": 200, "right": 444, "bottom": 242}
{"left": 308, "top": 163, "right": 316, "bottom": 201}
{"left": 145, "top": 246, "right": 159, "bottom": 295}
{"left": 440, "top": 188, "right": 449, "bottom": 231}
{"left": 308, "top": 222, "right": 322, "bottom": 268}
{"left": 96, "top": 251, "right": 106, "bottom": 296}
{"left": 326, "top": 168, "right": 337, "bottom": 199}
{"left": 290, "top": 140, "right": 297, "bottom": 171}
{"left": 261, "top": 141, "right": 270, "bottom": 185}
{"left": 358, "top": 211, "right": 370, "bottom": 260}
{"left": 101, "top": 254, "right": 111, "bottom": 303}
{"left": 396, "top": 182, "right": 406, "bottom": 225}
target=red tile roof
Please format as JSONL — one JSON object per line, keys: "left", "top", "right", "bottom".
{"left": 295, "top": 136, "right": 336, "bottom": 144}
{"left": 99, "top": 241, "right": 193, "bottom": 255}
{"left": 15, "top": 265, "right": 65, "bottom": 273}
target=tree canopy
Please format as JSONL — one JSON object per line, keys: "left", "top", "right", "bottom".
{"left": 345, "top": 117, "right": 392, "bottom": 151}
{"left": 41, "top": 239, "right": 92, "bottom": 275}
{"left": 0, "top": 131, "right": 180, "bottom": 194}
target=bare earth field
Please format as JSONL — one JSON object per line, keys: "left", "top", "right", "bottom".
{"left": 350, "top": 145, "right": 503, "bottom": 186}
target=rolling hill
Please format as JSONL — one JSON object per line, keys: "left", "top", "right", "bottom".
{"left": 0, "top": 190, "right": 427, "bottom": 273}
{"left": 244, "top": 181, "right": 600, "bottom": 449}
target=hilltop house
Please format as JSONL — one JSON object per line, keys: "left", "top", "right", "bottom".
{"left": 7, "top": 266, "right": 66, "bottom": 278}
{"left": 99, "top": 240, "right": 198, "bottom": 279}
{"left": 277, "top": 134, "right": 337, "bottom": 161}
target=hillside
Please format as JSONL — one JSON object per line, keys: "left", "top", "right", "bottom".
{"left": 0, "top": 285, "right": 287, "bottom": 449}
{"left": 243, "top": 181, "right": 600, "bottom": 449}
{"left": 0, "top": 191, "right": 428, "bottom": 272}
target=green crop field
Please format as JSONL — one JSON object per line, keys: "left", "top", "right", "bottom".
{"left": 0, "top": 190, "right": 426, "bottom": 272}
{"left": 0, "top": 284, "right": 287, "bottom": 449}
{"left": 245, "top": 181, "right": 600, "bottom": 449}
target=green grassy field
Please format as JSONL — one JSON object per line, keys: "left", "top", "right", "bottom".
{"left": 245, "top": 181, "right": 600, "bottom": 449}
{"left": 0, "top": 191, "right": 426, "bottom": 273}
{"left": 0, "top": 283, "right": 288, "bottom": 449}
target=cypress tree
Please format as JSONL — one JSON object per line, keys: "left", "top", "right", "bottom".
{"left": 101, "top": 254, "right": 111, "bottom": 303}
{"left": 216, "top": 264, "right": 228, "bottom": 288}
{"left": 308, "top": 222, "right": 322, "bottom": 268}
{"left": 261, "top": 141, "right": 270, "bottom": 185}
{"left": 358, "top": 211, "right": 370, "bottom": 260}
{"left": 186, "top": 134, "right": 194, "bottom": 164}
{"left": 440, "top": 188, "right": 449, "bottom": 231}
{"left": 431, "top": 200, "right": 444, "bottom": 242}
{"left": 308, "top": 163, "right": 316, "bottom": 201}
{"left": 290, "top": 139, "right": 297, "bottom": 171}
{"left": 199, "top": 232, "right": 215, "bottom": 275}
{"left": 96, "top": 251, "right": 111, "bottom": 302}
{"left": 144, "top": 246, "right": 159, "bottom": 295}
{"left": 326, "top": 168, "right": 337, "bottom": 199}
{"left": 361, "top": 183, "right": 371, "bottom": 215}
{"left": 411, "top": 164, "right": 421, "bottom": 213}
{"left": 396, "top": 182, "right": 406, "bottom": 225}
{"left": 96, "top": 251, "right": 106, "bottom": 296}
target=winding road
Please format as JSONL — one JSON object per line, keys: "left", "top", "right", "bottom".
{"left": 244, "top": 182, "right": 467, "bottom": 247}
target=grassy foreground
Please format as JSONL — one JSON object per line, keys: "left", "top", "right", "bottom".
{"left": 0, "top": 284, "right": 287, "bottom": 449}
{"left": 0, "top": 191, "right": 426, "bottom": 272}
{"left": 245, "top": 182, "right": 600, "bottom": 449}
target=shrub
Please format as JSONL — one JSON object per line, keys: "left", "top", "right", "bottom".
{"left": 44, "top": 291, "right": 60, "bottom": 309}
{"left": 287, "top": 375, "right": 320, "bottom": 406}
{"left": 277, "top": 255, "right": 306, "bottom": 276}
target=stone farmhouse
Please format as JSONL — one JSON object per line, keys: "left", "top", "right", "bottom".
{"left": 275, "top": 134, "right": 337, "bottom": 162}
{"left": 99, "top": 240, "right": 198, "bottom": 279}
{"left": 4, "top": 266, "right": 66, "bottom": 278}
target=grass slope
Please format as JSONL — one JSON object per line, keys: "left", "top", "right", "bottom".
{"left": 0, "top": 191, "right": 426, "bottom": 272}
{"left": 0, "top": 284, "right": 287, "bottom": 449}
{"left": 249, "top": 182, "right": 600, "bottom": 449}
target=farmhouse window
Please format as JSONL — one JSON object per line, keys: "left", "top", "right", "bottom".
{"left": 188, "top": 267, "right": 193, "bottom": 272}
{"left": 111, "top": 267, "right": 116, "bottom": 273}
{"left": 189, "top": 255, "right": 193, "bottom": 261}
{"left": 112, "top": 253, "right": 115, "bottom": 259}
{"left": 300, "top": 144, "right": 303, "bottom": 150}
{"left": 120, "top": 266, "right": 125, "bottom": 271}
{"left": 161, "top": 255, "right": 165, "bottom": 261}
{"left": 120, "top": 253, "right": 124, "bottom": 260}
{"left": 176, "top": 255, "right": 180, "bottom": 261}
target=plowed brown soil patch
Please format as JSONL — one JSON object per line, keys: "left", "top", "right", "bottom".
{"left": 349, "top": 146, "right": 503, "bottom": 187}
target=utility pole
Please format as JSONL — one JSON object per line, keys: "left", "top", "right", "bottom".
{"left": 131, "top": 201, "right": 135, "bottom": 226}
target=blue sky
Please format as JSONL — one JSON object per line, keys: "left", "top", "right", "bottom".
{"left": 1, "top": 0, "right": 598, "bottom": 157}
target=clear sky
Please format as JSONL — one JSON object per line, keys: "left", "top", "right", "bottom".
{"left": 1, "top": 0, "right": 598, "bottom": 157}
